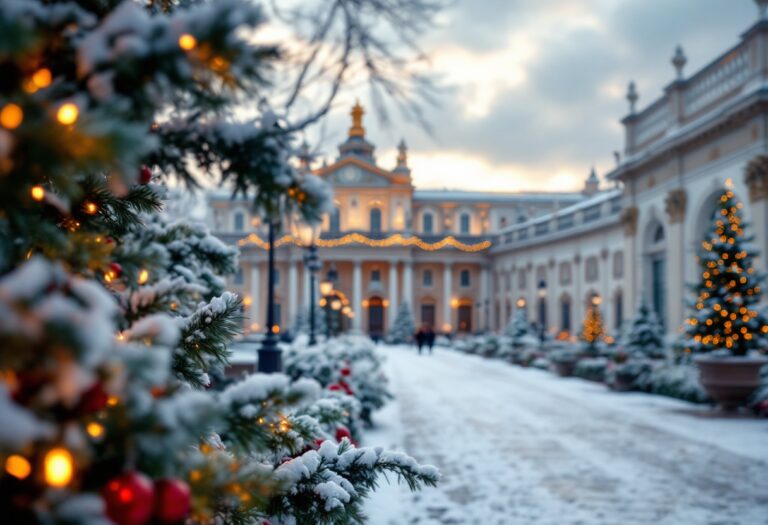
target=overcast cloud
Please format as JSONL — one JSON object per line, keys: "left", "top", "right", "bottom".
{"left": 310, "top": 0, "right": 758, "bottom": 192}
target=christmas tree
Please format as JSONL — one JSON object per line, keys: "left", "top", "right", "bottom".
{"left": 623, "top": 297, "right": 665, "bottom": 359}
{"left": 504, "top": 307, "right": 535, "bottom": 346}
{"left": 581, "top": 303, "right": 605, "bottom": 354}
{"left": 0, "top": 1, "right": 440, "bottom": 523}
{"left": 387, "top": 302, "right": 416, "bottom": 344}
{"left": 685, "top": 185, "right": 768, "bottom": 356}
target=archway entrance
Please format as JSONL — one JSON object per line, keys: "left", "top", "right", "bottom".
{"left": 368, "top": 296, "right": 385, "bottom": 339}
{"left": 457, "top": 300, "right": 472, "bottom": 333}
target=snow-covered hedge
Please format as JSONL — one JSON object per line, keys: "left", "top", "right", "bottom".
{"left": 640, "top": 363, "right": 710, "bottom": 404}
{"left": 573, "top": 357, "right": 608, "bottom": 383}
{"left": 283, "top": 335, "right": 393, "bottom": 426}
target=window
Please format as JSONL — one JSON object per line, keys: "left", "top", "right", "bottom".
{"left": 423, "top": 269, "right": 433, "bottom": 287}
{"left": 561, "top": 298, "right": 571, "bottom": 332}
{"left": 423, "top": 213, "right": 434, "bottom": 234}
{"left": 460, "top": 213, "right": 470, "bottom": 234}
{"left": 614, "top": 290, "right": 624, "bottom": 329}
{"left": 330, "top": 207, "right": 341, "bottom": 232}
{"left": 651, "top": 259, "right": 665, "bottom": 329}
{"left": 585, "top": 256, "right": 598, "bottom": 282}
{"left": 370, "top": 208, "right": 382, "bottom": 233}
{"left": 234, "top": 211, "right": 245, "bottom": 232}
{"left": 499, "top": 217, "right": 508, "bottom": 229}
{"left": 371, "top": 269, "right": 381, "bottom": 282}
{"left": 234, "top": 267, "right": 244, "bottom": 285}
{"left": 653, "top": 224, "right": 665, "bottom": 243}
{"left": 460, "top": 269, "right": 470, "bottom": 287}
{"left": 518, "top": 269, "right": 526, "bottom": 289}
{"left": 559, "top": 262, "right": 572, "bottom": 285}
{"left": 613, "top": 251, "right": 624, "bottom": 279}
{"left": 274, "top": 268, "right": 281, "bottom": 286}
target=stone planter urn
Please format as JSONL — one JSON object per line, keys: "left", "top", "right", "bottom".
{"left": 694, "top": 354, "right": 768, "bottom": 411}
{"left": 553, "top": 360, "right": 576, "bottom": 377}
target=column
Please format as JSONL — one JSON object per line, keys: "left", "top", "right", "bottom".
{"left": 288, "top": 260, "right": 298, "bottom": 328}
{"left": 665, "top": 189, "right": 687, "bottom": 333}
{"left": 745, "top": 164, "right": 768, "bottom": 275}
{"left": 620, "top": 205, "right": 639, "bottom": 319}
{"left": 573, "top": 255, "right": 582, "bottom": 331}
{"left": 352, "top": 261, "right": 362, "bottom": 331}
{"left": 249, "top": 263, "right": 260, "bottom": 330}
{"left": 443, "top": 263, "right": 452, "bottom": 332}
{"left": 479, "top": 265, "right": 489, "bottom": 332}
{"left": 388, "top": 262, "right": 398, "bottom": 328}
{"left": 402, "top": 261, "right": 413, "bottom": 311}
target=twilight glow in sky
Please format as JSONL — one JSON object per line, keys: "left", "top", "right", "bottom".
{"left": 311, "top": 0, "right": 758, "bottom": 193}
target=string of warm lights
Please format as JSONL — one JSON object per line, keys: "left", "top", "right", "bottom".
{"left": 238, "top": 232, "right": 492, "bottom": 252}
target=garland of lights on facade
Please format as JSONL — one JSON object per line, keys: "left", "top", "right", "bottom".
{"left": 238, "top": 232, "right": 493, "bottom": 252}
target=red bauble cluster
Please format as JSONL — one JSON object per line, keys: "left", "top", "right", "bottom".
{"left": 340, "top": 366, "right": 351, "bottom": 377}
{"left": 102, "top": 472, "right": 190, "bottom": 525}
{"left": 328, "top": 380, "right": 354, "bottom": 396}
{"left": 335, "top": 426, "right": 352, "bottom": 443}
{"left": 139, "top": 166, "right": 152, "bottom": 185}
{"left": 78, "top": 380, "right": 108, "bottom": 413}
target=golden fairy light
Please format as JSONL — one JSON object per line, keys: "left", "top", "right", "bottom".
{"left": 5, "top": 455, "right": 32, "bottom": 480}
{"left": 179, "top": 33, "right": 197, "bottom": 50}
{"left": 44, "top": 447, "right": 74, "bottom": 487}
{"left": 137, "top": 269, "right": 150, "bottom": 284}
{"left": 86, "top": 422, "right": 105, "bottom": 439}
{"left": 56, "top": 103, "right": 79, "bottom": 125}
{"left": 32, "top": 68, "right": 52, "bottom": 89}
{"left": 30, "top": 185, "right": 45, "bottom": 201}
{"left": 0, "top": 103, "right": 23, "bottom": 129}
{"left": 84, "top": 201, "right": 98, "bottom": 215}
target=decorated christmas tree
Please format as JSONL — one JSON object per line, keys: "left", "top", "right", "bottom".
{"left": 0, "top": 1, "right": 440, "bottom": 523}
{"left": 388, "top": 302, "right": 416, "bottom": 344}
{"left": 581, "top": 303, "right": 605, "bottom": 354}
{"left": 685, "top": 185, "right": 768, "bottom": 355}
{"left": 623, "top": 297, "right": 665, "bottom": 359}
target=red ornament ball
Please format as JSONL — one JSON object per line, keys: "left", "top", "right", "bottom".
{"left": 335, "top": 426, "right": 352, "bottom": 443}
{"left": 109, "top": 262, "right": 123, "bottom": 278}
{"left": 139, "top": 166, "right": 152, "bottom": 185}
{"left": 79, "top": 380, "right": 109, "bottom": 413}
{"left": 328, "top": 384, "right": 342, "bottom": 392}
{"left": 340, "top": 367, "right": 351, "bottom": 377}
{"left": 102, "top": 472, "right": 155, "bottom": 525}
{"left": 153, "top": 478, "right": 191, "bottom": 524}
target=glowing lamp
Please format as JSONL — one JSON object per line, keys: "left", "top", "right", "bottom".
{"left": 516, "top": 298, "right": 526, "bottom": 308}
{"left": 87, "top": 422, "right": 105, "bottom": 439}
{"left": 591, "top": 295, "right": 602, "bottom": 306}
{"left": 319, "top": 279, "right": 334, "bottom": 296}
{"left": 342, "top": 306, "right": 351, "bottom": 315}
{"left": 291, "top": 217, "right": 321, "bottom": 247}
{"left": 272, "top": 325, "right": 280, "bottom": 334}
{"left": 242, "top": 295, "right": 252, "bottom": 307}
{"left": 450, "top": 298, "right": 459, "bottom": 308}
{"left": 319, "top": 298, "right": 327, "bottom": 307}
{"left": 331, "top": 299, "right": 342, "bottom": 311}
{"left": 32, "top": 68, "right": 52, "bottom": 89}
{"left": 44, "top": 447, "right": 74, "bottom": 488}
{"left": 442, "top": 323, "right": 452, "bottom": 332}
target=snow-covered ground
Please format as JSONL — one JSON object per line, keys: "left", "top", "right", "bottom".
{"left": 363, "top": 345, "right": 768, "bottom": 525}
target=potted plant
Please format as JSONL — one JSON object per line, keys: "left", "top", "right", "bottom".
{"left": 551, "top": 348, "right": 579, "bottom": 377}
{"left": 685, "top": 183, "right": 768, "bottom": 410}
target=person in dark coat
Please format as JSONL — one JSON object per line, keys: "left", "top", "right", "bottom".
{"left": 425, "top": 324, "right": 436, "bottom": 354}
{"left": 415, "top": 323, "right": 428, "bottom": 355}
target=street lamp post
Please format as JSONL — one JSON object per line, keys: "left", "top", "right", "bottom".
{"left": 257, "top": 220, "right": 281, "bottom": 373}
{"left": 292, "top": 218, "right": 322, "bottom": 346}
{"left": 320, "top": 266, "right": 337, "bottom": 340}
{"left": 537, "top": 279, "right": 548, "bottom": 343}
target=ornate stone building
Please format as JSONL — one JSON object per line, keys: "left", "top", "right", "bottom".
{"left": 208, "top": 3, "right": 768, "bottom": 340}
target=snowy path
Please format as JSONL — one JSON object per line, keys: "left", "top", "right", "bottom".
{"left": 364, "top": 346, "right": 768, "bottom": 525}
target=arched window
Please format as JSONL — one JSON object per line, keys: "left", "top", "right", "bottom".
{"left": 645, "top": 221, "right": 666, "bottom": 329}
{"left": 614, "top": 289, "right": 623, "bottom": 329}
{"left": 460, "top": 213, "right": 471, "bottom": 234}
{"left": 423, "top": 213, "right": 434, "bottom": 234}
{"left": 330, "top": 207, "right": 341, "bottom": 232}
{"left": 233, "top": 211, "right": 245, "bottom": 232}
{"left": 370, "top": 208, "right": 382, "bottom": 233}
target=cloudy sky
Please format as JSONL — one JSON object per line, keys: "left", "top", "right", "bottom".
{"left": 310, "top": 0, "right": 758, "bottom": 193}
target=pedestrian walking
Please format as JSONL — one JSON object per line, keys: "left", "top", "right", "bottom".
{"left": 425, "top": 324, "right": 435, "bottom": 354}
{"left": 415, "top": 323, "right": 428, "bottom": 354}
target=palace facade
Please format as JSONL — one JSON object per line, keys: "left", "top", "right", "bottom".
{"left": 208, "top": 4, "right": 768, "bottom": 341}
